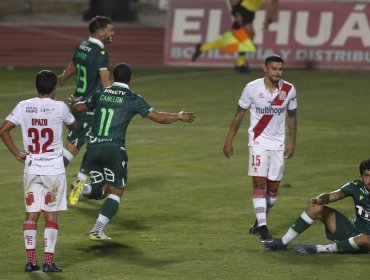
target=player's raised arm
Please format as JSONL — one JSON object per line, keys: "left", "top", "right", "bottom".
{"left": 147, "top": 109, "right": 195, "bottom": 124}
{"left": 58, "top": 61, "right": 76, "bottom": 86}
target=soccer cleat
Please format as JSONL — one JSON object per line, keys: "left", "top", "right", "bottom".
{"left": 249, "top": 219, "right": 259, "bottom": 235}
{"left": 42, "top": 263, "right": 62, "bottom": 272}
{"left": 25, "top": 262, "right": 40, "bottom": 272}
{"left": 89, "top": 231, "right": 112, "bottom": 241}
{"left": 261, "top": 238, "right": 287, "bottom": 251}
{"left": 294, "top": 244, "right": 318, "bottom": 254}
{"left": 258, "top": 225, "right": 272, "bottom": 240}
{"left": 191, "top": 43, "right": 202, "bottom": 62}
{"left": 235, "top": 64, "right": 251, "bottom": 73}
{"left": 68, "top": 179, "right": 84, "bottom": 205}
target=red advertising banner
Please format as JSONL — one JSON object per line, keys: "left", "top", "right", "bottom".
{"left": 164, "top": 0, "right": 370, "bottom": 69}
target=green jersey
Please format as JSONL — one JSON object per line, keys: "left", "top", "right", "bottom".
{"left": 86, "top": 82, "right": 152, "bottom": 147}
{"left": 340, "top": 180, "right": 370, "bottom": 235}
{"left": 73, "top": 37, "right": 109, "bottom": 101}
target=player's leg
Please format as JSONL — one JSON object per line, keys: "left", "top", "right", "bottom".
{"left": 89, "top": 186, "right": 124, "bottom": 240}
{"left": 68, "top": 151, "right": 90, "bottom": 205}
{"left": 191, "top": 38, "right": 224, "bottom": 62}
{"left": 68, "top": 116, "right": 93, "bottom": 204}
{"left": 248, "top": 146, "right": 271, "bottom": 239}
{"left": 263, "top": 204, "right": 337, "bottom": 251}
{"left": 235, "top": 8, "right": 255, "bottom": 72}
{"left": 23, "top": 174, "right": 42, "bottom": 272}
{"left": 42, "top": 212, "right": 62, "bottom": 272}
{"left": 262, "top": 149, "right": 284, "bottom": 228}
{"left": 63, "top": 141, "right": 79, "bottom": 167}
{"left": 88, "top": 145, "right": 127, "bottom": 240}
{"left": 294, "top": 210, "right": 370, "bottom": 253}
{"left": 40, "top": 174, "right": 67, "bottom": 272}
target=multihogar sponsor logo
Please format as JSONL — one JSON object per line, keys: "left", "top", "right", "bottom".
{"left": 255, "top": 106, "right": 285, "bottom": 116}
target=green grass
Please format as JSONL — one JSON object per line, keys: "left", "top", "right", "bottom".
{"left": 0, "top": 67, "right": 369, "bottom": 280}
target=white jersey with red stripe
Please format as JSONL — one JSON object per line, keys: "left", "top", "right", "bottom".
{"left": 238, "top": 78, "right": 297, "bottom": 150}
{"left": 6, "top": 97, "right": 75, "bottom": 175}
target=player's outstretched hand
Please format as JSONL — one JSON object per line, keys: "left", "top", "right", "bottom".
{"left": 178, "top": 109, "right": 195, "bottom": 123}
{"left": 68, "top": 94, "right": 82, "bottom": 110}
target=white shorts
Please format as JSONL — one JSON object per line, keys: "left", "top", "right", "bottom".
{"left": 248, "top": 146, "right": 284, "bottom": 181}
{"left": 23, "top": 173, "right": 68, "bottom": 213}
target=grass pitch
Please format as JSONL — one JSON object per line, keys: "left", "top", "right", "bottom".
{"left": 0, "top": 67, "right": 369, "bottom": 280}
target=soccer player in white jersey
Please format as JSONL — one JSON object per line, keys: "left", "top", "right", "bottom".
{"left": 0, "top": 70, "right": 76, "bottom": 273}
{"left": 223, "top": 54, "right": 297, "bottom": 240}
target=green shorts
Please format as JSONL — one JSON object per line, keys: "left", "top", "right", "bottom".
{"left": 325, "top": 210, "right": 361, "bottom": 241}
{"left": 67, "top": 112, "right": 93, "bottom": 149}
{"left": 85, "top": 143, "right": 128, "bottom": 188}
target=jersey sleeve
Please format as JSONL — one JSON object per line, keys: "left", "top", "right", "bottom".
{"left": 340, "top": 181, "right": 355, "bottom": 197}
{"left": 288, "top": 85, "right": 298, "bottom": 110}
{"left": 5, "top": 103, "right": 21, "bottom": 126}
{"left": 238, "top": 84, "right": 252, "bottom": 109}
{"left": 62, "top": 102, "right": 76, "bottom": 125}
{"left": 134, "top": 95, "right": 152, "bottom": 118}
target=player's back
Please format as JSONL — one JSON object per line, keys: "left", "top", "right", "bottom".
{"left": 87, "top": 83, "right": 151, "bottom": 147}
{"left": 73, "top": 38, "right": 109, "bottom": 101}
{"left": 7, "top": 97, "right": 71, "bottom": 175}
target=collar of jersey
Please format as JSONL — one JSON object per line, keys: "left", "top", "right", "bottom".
{"left": 112, "top": 82, "right": 129, "bottom": 89}
{"left": 88, "top": 37, "right": 104, "bottom": 49}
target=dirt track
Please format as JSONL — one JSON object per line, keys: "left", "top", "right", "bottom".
{"left": 0, "top": 25, "right": 165, "bottom": 68}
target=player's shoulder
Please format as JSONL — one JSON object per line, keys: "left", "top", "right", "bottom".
{"left": 16, "top": 97, "right": 37, "bottom": 106}
{"left": 248, "top": 78, "right": 264, "bottom": 86}
{"left": 341, "top": 180, "right": 362, "bottom": 191}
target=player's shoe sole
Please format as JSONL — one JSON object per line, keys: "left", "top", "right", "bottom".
{"left": 89, "top": 231, "right": 112, "bottom": 241}
{"left": 68, "top": 179, "right": 84, "bottom": 205}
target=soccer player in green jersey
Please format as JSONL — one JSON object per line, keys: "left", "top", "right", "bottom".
{"left": 69, "top": 63, "right": 195, "bottom": 240}
{"left": 58, "top": 15, "right": 114, "bottom": 203}
{"left": 262, "top": 158, "right": 370, "bottom": 253}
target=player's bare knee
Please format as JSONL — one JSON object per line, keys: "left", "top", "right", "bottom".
{"left": 354, "top": 233, "right": 370, "bottom": 247}
{"left": 253, "top": 176, "right": 267, "bottom": 189}
{"left": 305, "top": 203, "right": 323, "bottom": 218}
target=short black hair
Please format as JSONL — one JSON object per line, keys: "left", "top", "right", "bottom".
{"left": 89, "top": 15, "right": 112, "bottom": 34}
{"left": 113, "top": 63, "right": 132, "bottom": 84}
{"left": 265, "top": 54, "right": 284, "bottom": 65}
{"left": 359, "top": 158, "right": 370, "bottom": 175}
{"left": 35, "top": 70, "right": 57, "bottom": 95}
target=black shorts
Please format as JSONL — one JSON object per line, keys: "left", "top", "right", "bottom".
{"left": 85, "top": 143, "right": 128, "bottom": 188}
{"left": 232, "top": 5, "right": 255, "bottom": 29}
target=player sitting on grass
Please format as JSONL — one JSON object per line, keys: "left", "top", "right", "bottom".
{"left": 262, "top": 158, "right": 370, "bottom": 254}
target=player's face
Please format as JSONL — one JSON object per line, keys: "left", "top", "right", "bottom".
{"left": 264, "top": 62, "right": 283, "bottom": 85}
{"left": 101, "top": 24, "right": 114, "bottom": 44}
{"left": 361, "top": 169, "right": 370, "bottom": 190}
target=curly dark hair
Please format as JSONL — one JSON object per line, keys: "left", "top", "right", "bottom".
{"left": 89, "top": 15, "right": 112, "bottom": 34}
{"left": 359, "top": 158, "right": 370, "bottom": 175}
